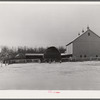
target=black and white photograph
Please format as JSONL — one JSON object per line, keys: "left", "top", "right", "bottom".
{"left": 0, "top": 2, "right": 100, "bottom": 92}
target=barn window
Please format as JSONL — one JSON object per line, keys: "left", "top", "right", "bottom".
{"left": 84, "top": 55, "right": 86, "bottom": 57}
{"left": 80, "top": 55, "right": 82, "bottom": 58}
{"left": 96, "top": 55, "right": 98, "bottom": 57}
{"left": 88, "top": 33, "right": 90, "bottom": 36}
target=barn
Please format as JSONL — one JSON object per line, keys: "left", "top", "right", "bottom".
{"left": 66, "top": 26, "right": 100, "bottom": 61}
{"left": 25, "top": 46, "right": 62, "bottom": 63}
{"left": 44, "top": 46, "right": 61, "bottom": 62}
{"left": 25, "top": 53, "right": 44, "bottom": 62}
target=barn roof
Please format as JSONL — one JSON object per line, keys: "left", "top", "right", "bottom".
{"left": 66, "top": 28, "right": 100, "bottom": 46}
{"left": 25, "top": 53, "right": 67, "bottom": 55}
{"left": 25, "top": 53, "right": 69, "bottom": 58}
{"left": 25, "top": 53, "right": 43, "bottom": 56}
{"left": 61, "top": 53, "right": 68, "bottom": 56}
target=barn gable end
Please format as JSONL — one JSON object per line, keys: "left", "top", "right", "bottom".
{"left": 66, "top": 27, "right": 100, "bottom": 60}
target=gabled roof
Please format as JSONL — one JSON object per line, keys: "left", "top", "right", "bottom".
{"left": 66, "top": 28, "right": 100, "bottom": 46}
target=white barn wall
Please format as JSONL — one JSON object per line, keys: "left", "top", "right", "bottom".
{"left": 66, "top": 43, "right": 73, "bottom": 55}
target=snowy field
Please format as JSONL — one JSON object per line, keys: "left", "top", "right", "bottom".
{"left": 0, "top": 61, "right": 100, "bottom": 90}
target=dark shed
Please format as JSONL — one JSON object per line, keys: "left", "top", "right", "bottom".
{"left": 44, "top": 46, "right": 61, "bottom": 62}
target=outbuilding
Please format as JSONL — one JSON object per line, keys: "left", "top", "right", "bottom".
{"left": 44, "top": 46, "right": 61, "bottom": 62}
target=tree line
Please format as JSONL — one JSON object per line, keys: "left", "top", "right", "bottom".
{"left": 0, "top": 46, "right": 66, "bottom": 61}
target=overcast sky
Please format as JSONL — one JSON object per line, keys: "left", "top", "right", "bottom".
{"left": 0, "top": 2, "right": 100, "bottom": 48}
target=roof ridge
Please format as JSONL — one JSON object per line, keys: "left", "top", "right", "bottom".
{"left": 66, "top": 29, "right": 99, "bottom": 46}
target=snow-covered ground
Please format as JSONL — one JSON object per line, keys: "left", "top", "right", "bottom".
{"left": 0, "top": 61, "right": 100, "bottom": 90}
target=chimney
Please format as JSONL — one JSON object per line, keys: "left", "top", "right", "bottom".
{"left": 78, "top": 33, "right": 80, "bottom": 36}
{"left": 87, "top": 25, "right": 90, "bottom": 30}
{"left": 82, "top": 29, "right": 84, "bottom": 33}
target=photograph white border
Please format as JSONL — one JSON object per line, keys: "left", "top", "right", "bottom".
{"left": 0, "top": 90, "right": 100, "bottom": 98}
{"left": 0, "top": 1, "right": 100, "bottom": 98}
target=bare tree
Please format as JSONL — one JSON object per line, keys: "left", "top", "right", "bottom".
{"left": 0, "top": 46, "right": 10, "bottom": 66}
